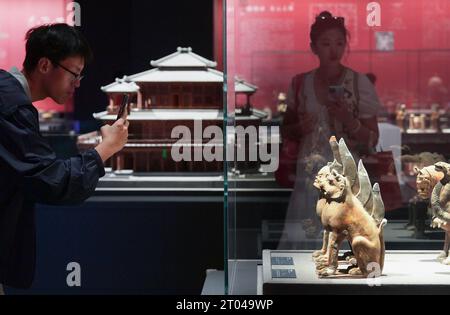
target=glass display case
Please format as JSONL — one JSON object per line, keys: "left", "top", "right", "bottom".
{"left": 223, "top": 0, "right": 450, "bottom": 294}
{"left": 5, "top": 0, "right": 450, "bottom": 296}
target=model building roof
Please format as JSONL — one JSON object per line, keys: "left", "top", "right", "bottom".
{"left": 150, "top": 47, "right": 217, "bottom": 68}
{"left": 127, "top": 68, "right": 224, "bottom": 83}
{"left": 101, "top": 76, "right": 140, "bottom": 93}
{"left": 102, "top": 48, "right": 257, "bottom": 88}
{"left": 235, "top": 78, "right": 258, "bottom": 94}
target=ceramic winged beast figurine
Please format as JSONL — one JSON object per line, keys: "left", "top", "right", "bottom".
{"left": 415, "top": 164, "right": 446, "bottom": 200}
{"left": 312, "top": 137, "right": 369, "bottom": 263}
{"left": 312, "top": 136, "right": 387, "bottom": 278}
{"left": 429, "top": 162, "right": 450, "bottom": 264}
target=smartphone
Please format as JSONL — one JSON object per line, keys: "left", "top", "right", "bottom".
{"left": 116, "top": 94, "right": 130, "bottom": 121}
{"left": 328, "top": 85, "right": 345, "bottom": 101}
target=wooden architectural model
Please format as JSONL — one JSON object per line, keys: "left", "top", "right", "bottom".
{"left": 78, "top": 47, "right": 267, "bottom": 173}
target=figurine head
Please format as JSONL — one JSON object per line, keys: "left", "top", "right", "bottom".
{"left": 22, "top": 23, "right": 93, "bottom": 104}
{"left": 314, "top": 169, "right": 347, "bottom": 200}
{"left": 435, "top": 162, "right": 450, "bottom": 174}
{"left": 415, "top": 167, "right": 433, "bottom": 200}
{"left": 314, "top": 165, "right": 331, "bottom": 190}
{"left": 435, "top": 162, "right": 450, "bottom": 185}
{"left": 278, "top": 92, "right": 286, "bottom": 101}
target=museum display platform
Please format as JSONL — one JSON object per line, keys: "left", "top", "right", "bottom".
{"left": 261, "top": 250, "right": 450, "bottom": 294}
{"left": 95, "top": 171, "right": 288, "bottom": 192}
{"left": 203, "top": 250, "right": 450, "bottom": 295}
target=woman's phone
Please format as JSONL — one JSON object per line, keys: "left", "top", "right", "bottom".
{"left": 328, "top": 85, "right": 345, "bottom": 101}
{"left": 116, "top": 94, "right": 130, "bottom": 121}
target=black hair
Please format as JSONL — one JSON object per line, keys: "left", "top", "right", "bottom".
{"left": 23, "top": 23, "right": 93, "bottom": 73}
{"left": 310, "top": 11, "right": 349, "bottom": 44}
{"left": 366, "top": 72, "right": 377, "bottom": 85}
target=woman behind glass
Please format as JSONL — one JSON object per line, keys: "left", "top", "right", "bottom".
{"left": 278, "top": 11, "right": 381, "bottom": 249}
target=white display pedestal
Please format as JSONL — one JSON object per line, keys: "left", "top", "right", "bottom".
{"left": 262, "top": 250, "right": 450, "bottom": 294}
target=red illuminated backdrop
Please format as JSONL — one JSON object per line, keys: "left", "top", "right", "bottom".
{"left": 0, "top": 0, "right": 74, "bottom": 112}
{"left": 214, "top": 0, "right": 450, "bottom": 113}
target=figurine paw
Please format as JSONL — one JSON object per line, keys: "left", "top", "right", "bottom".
{"left": 344, "top": 253, "right": 355, "bottom": 262}
{"left": 348, "top": 267, "right": 363, "bottom": 276}
{"left": 437, "top": 251, "right": 448, "bottom": 262}
{"left": 315, "top": 259, "right": 329, "bottom": 270}
{"left": 432, "top": 218, "right": 447, "bottom": 229}
{"left": 315, "top": 254, "right": 328, "bottom": 262}
{"left": 441, "top": 257, "right": 450, "bottom": 265}
{"left": 314, "top": 256, "right": 328, "bottom": 267}
{"left": 317, "top": 267, "right": 336, "bottom": 277}
{"left": 347, "top": 257, "right": 358, "bottom": 266}
{"left": 312, "top": 250, "right": 325, "bottom": 258}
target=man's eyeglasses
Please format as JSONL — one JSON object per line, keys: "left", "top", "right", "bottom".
{"left": 52, "top": 61, "right": 84, "bottom": 83}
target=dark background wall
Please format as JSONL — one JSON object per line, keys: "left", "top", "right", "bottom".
{"left": 74, "top": 0, "right": 214, "bottom": 130}
{"left": 6, "top": 193, "right": 225, "bottom": 295}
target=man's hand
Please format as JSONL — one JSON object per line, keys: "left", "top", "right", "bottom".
{"left": 95, "top": 118, "right": 129, "bottom": 162}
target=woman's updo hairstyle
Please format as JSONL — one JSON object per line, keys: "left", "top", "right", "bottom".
{"left": 310, "top": 11, "right": 349, "bottom": 44}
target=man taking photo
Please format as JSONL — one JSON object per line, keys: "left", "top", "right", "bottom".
{"left": 0, "top": 23, "right": 128, "bottom": 292}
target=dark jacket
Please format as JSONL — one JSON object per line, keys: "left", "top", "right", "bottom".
{"left": 0, "top": 69, "right": 105, "bottom": 288}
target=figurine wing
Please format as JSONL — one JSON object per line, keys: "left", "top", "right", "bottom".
{"left": 329, "top": 136, "right": 342, "bottom": 165}
{"left": 328, "top": 136, "right": 343, "bottom": 174}
{"left": 356, "top": 160, "right": 373, "bottom": 212}
{"left": 338, "top": 138, "right": 358, "bottom": 193}
{"left": 372, "top": 183, "right": 385, "bottom": 224}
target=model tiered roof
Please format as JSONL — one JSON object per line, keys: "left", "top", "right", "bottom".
{"left": 101, "top": 76, "right": 140, "bottom": 93}
{"left": 150, "top": 47, "right": 217, "bottom": 68}
{"left": 102, "top": 47, "right": 257, "bottom": 88}
{"left": 235, "top": 77, "right": 258, "bottom": 94}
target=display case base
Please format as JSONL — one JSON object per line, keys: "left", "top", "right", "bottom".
{"left": 262, "top": 250, "right": 450, "bottom": 294}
